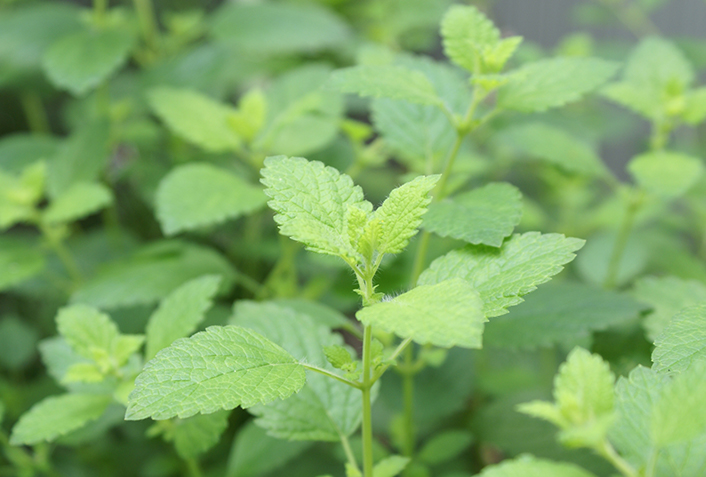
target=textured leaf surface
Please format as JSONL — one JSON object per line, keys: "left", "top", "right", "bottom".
{"left": 0, "top": 236, "right": 45, "bottom": 291}
{"left": 498, "top": 58, "right": 618, "bottom": 112}
{"left": 440, "top": 5, "right": 499, "bottom": 73}
{"left": 357, "top": 279, "right": 486, "bottom": 349}
{"left": 10, "top": 393, "right": 111, "bottom": 445}
{"left": 126, "top": 326, "right": 306, "bottom": 420}
{"left": 484, "top": 282, "right": 644, "bottom": 350}
{"left": 652, "top": 363, "right": 706, "bottom": 445}
{"left": 652, "top": 304, "right": 706, "bottom": 373}
{"left": 495, "top": 123, "right": 607, "bottom": 177}
{"left": 56, "top": 305, "right": 119, "bottom": 360}
{"left": 419, "top": 233, "right": 584, "bottom": 317}
{"left": 261, "top": 156, "right": 371, "bottom": 258}
{"left": 148, "top": 87, "right": 240, "bottom": 152}
{"left": 156, "top": 163, "right": 267, "bottom": 235}
{"left": 628, "top": 150, "right": 704, "bottom": 198}
{"left": 42, "top": 182, "right": 112, "bottom": 224}
{"left": 328, "top": 66, "right": 441, "bottom": 106}
{"left": 422, "top": 182, "right": 522, "bottom": 246}
{"left": 71, "top": 241, "right": 235, "bottom": 308}
{"left": 479, "top": 456, "right": 598, "bottom": 477}
{"left": 231, "top": 301, "right": 361, "bottom": 441}
{"left": 172, "top": 411, "right": 229, "bottom": 459}
{"left": 43, "top": 28, "right": 134, "bottom": 95}
{"left": 145, "top": 275, "right": 221, "bottom": 360}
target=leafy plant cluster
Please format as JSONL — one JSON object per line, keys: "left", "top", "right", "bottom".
{"left": 1, "top": 0, "right": 706, "bottom": 476}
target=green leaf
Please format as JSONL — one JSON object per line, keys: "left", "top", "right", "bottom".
{"left": 323, "top": 345, "right": 354, "bottom": 370}
{"left": 628, "top": 150, "right": 704, "bottom": 198}
{"left": 0, "top": 162, "right": 46, "bottom": 229}
{"left": 42, "top": 182, "right": 112, "bottom": 224}
{"left": 518, "top": 347, "right": 615, "bottom": 448}
{"left": 261, "top": 156, "right": 372, "bottom": 258}
{"left": 633, "top": 276, "right": 706, "bottom": 342}
{"left": 484, "top": 282, "right": 645, "bottom": 350}
{"left": 71, "top": 240, "right": 235, "bottom": 308}
{"left": 419, "top": 232, "right": 584, "bottom": 318}
{"left": 418, "top": 430, "right": 474, "bottom": 465}
{"left": 271, "top": 298, "right": 349, "bottom": 329}
{"left": 0, "top": 236, "right": 45, "bottom": 291}
{"left": 357, "top": 279, "right": 486, "bottom": 349}
{"left": 371, "top": 175, "right": 439, "bottom": 254}
{"left": 478, "top": 455, "right": 598, "bottom": 477}
{"left": 228, "top": 88, "right": 267, "bottom": 143}
{"left": 43, "top": 27, "right": 135, "bottom": 96}
{"left": 145, "top": 275, "right": 221, "bottom": 360}
{"left": 373, "top": 455, "right": 410, "bottom": 477}
{"left": 147, "top": 87, "right": 241, "bottom": 153}
{"left": 0, "top": 133, "right": 59, "bottom": 175}
{"left": 171, "top": 411, "right": 229, "bottom": 459}
{"left": 497, "top": 58, "right": 618, "bottom": 112}
{"left": 494, "top": 123, "right": 607, "bottom": 177}
{"left": 125, "top": 326, "right": 306, "bottom": 420}
{"left": 440, "top": 5, "right": 499, "bottom": 74}
{"left": 56, "top": 305, "right": 119, "bottom": 361}
{"left": 209, "top": 3, "right": 349, "bottom": 55}
{"left": 10, "top": 394, "right": 111, "bottom": 445}
{"left": 653, "top": 304, "right": 706, "bottom": 373}
{"left": 328, "top": 66, "right": 442, "bottom": 106}
{"left": 231, "top": 301, "right": 362, "bottom": 441}
{"left": 155, "top": 163, "right": 267, "bottom": 235}
{"left": 652, "top": 362, "right": 706, "bottom": 445}
{"left": 683, "top": 87, "right": 706, "bottom": 124}
{"left": 422, "top": 183, "right": 523, "bottom": 246}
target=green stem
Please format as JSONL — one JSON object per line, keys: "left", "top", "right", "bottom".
{"left": 132, "top": 0, "right": 159, "bottom": 52}
{"left": 340, "top": 433, "right": 360, "bottom": 474}
{"left": 20, "top": 91, "right": 50, "bottom": 134}
{"left": 185, "top": 458, "right": 203, "bottom": 477}
{"left": 93, "top": 0, "right": 108, "bottom": 25}
{"left": 597, "top": 440, "right": 638, "bottom": 477}
{"left": 361, "top": 325, "right": 375, "bottom": 477}
{"left": 302, "top": 364, "right": 361, "bottom": 389}
{"left": 649, "top": 117, "right": 673, "bottom": 151}
{"left": 603, "top": 189, "right": 643, "bottom": 289}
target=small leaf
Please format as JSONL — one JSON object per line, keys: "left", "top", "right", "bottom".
{"left": 652, "top": 304, "right": 706, "bottom": 373}
{"left": 328, "top": 66, "right": 442, "bottom": 106}
{"left": 171, "top": 411, "right": 229, "bottom": 459}
{"left": 42, "top": 182, "right": 112, "bottom": 224}
{"left": 419, "top": 232, "right": 584, "bottom": 317}
{"left": 497, "top": 57, "right": 619, "bottom": 112}
{"left": 155, "top": 163, "right": 267, "bottom": 235}
{"left": 56, "top": 305, "right": 119, "bottom": 361}
{"left": 628, "top": 150, "right": 704, "bottom": 198}
{"left": 125, "top": 326, "right": 306, "bottom": 420}
{"left": 10, "top": 394, "right": 111, "bottom": 445}
{"left": 440, "top": 5, "right": 500, "bottom": 74}
{"left": 422, "top": 182, "right": 523, "bottom": 246}
{"left": 373, "top": 455, "right": 410, "bottom": 477}
{"left": 43, "top": 27, "right": 135, "bottom": 96}
{"left": 418, "top": 430, "right": 474, "bottom": 465}
{"left": 478, "top": 455, "right": 599, "bottom": 477}
{"left": 229, "top": 89, "right": 267, "bottom": 142}
{"left": 357, "top": 279, "right": 486, "bottom": 349}
{"left": 323, "top": 345, "right": 354, "bottom": 370}
{"left": 145, "top": 275, "right": 221, "bottom": 360}
{"left": 148, "top": 87, "right": 241, "bottom": 152}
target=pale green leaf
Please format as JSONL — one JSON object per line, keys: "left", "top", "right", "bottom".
{"left": 652, "top": 362, "right": 706, "bottom": 445}
{"left": 628, "top": 150, "right": 704, "bottom": 198}
{"left": 440, "top": 5, "right": 499, "bottom": 74}
{"left": 419, "top": 232, "right": 584, "bottom": 317}
{"left": 373, "top": 455, "right": 410, "bottom": 477}
{"left": 478, "top": 455, "right": 598, "bottom": 477}
{"left": 0, "top": 162, "right": 45, "bottom": 229}
{"left": 261, "top": 156, "right": 372, "bottom": 258}
{"left": 422, "top": 182, "right": 523, "bottom": 246}
{"left": 498, "top": 58, "right": 618, "bottom": 112}
{"left": 372, "top": 175, "right": 439, "bottom": 254}
{"left": 356, "top": 279, "right": 486, "bottom": 349}
{"left": 43, "top": 27, "right": 134, "bottom": 96}
{"left": 494, "top": 123, "right": 607, "bottom": 177}
{"left": 172, "top": 411, "right": 229, "bottom": 459}
{"left": 155, "top": 163, "right": 267, "bottom": 235}
{"left": 145, "top": 275, "right": 221, "bottom": 360}
{"left": 71, "top": 240, "right": 235, "bottom": 308}
{"left": 10, "top": 393, "right": 111, "bottom": 445}
{"left": 633, "top": 276, "right": 706, "bottom": 342}
{"left": 148, "top": 87, "right": 241, "bottom": 152}
{"left": 600, "top": 81, "right": 660, "bottom": 118}
{"left": 228, "top": 89, "right": 267, "bottom": 142}
{"left": 418, "top": 430, "right": 474, "bottom": 465}
{"left": 231, "top": 301, "right": 362, "bottom": 441}
{"left": 328, "top": 66, "right": 441, "bottom": 106}
{"left": 323, "top": 345, "right": 354, "bottom": 370}
{"left": 683, "top": 88, "right": 706, "bottom": 124}
{"left": 623, "top": 37, "right": 694, "bottom": 91}
{"left": 653, "top": 304, "right": 706, "bottom": 373}
{"left": 484, "top": 282, "right": 645, "bottom": 350}
{"left": 56, "top": 305, "right": 119, "bottom": 361}
{"left": 125, "top": 326, "right": 306, "bottom": 420}
{"left": 0, "top": 236, "right": 45, "bottom": 291}
{"left": 42, "top": 182, "right": 112, "bottom": 224}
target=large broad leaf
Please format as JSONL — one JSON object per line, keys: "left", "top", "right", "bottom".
{"left": 653, "top": 304, "right": 706, "bottom": 373}
{"left": 419, "top": 232, "right": 584, "bottom": 317}
{"left": 10, "top": 393, "right": 111, "bottom": 445}
{"left": 125, "top": 326, "right": 306, "bottom": 420}
{"left": 0, "top": 236, "right": 45, "bottom": 291}
{"left": 478, "top": 456, "right": 598, "bottom": 477}
{"left": 628, "top": 150, "right": 704, "bottom": 199}
{"left": 148, "top": 87, "right": 240, "bottom": 152}
{"left": 156, "top": 163, "right": 267, "bottom": 235}
{"left": 70, "top": 241, "right": 235, "bottom": 308}
{"left": 328, "top": 65, "right": 442, "bottom": 106}
{"left": 422, "top": 182, "right": 522, "bottom": 246}
{"left": 145, "top": 275, "right": 221, "bottom": 360}
{"left": 357, "top": 279, "right": 486, "bottom": 349}
{"left": 484, "top": 282, "right": 645, "bottom": 350}
{"left": 42, "top": 182, "right": 112, "bottom": 224}
{"left": 231, "top": 301, "right": 361, "bottom": 441}
{"left": 261, "top": 156, "right": 372, "bottom": 258}
{"left": 497, "top": 58, "right": 618, "bottom": 112}
{"left": 209, "top": 3, "right": 349, "bottom": 55}
{"left": 43, "top": 27, "right": 135, "bottom": 96}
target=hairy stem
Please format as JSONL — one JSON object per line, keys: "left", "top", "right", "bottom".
{"left": 361, "top": 325, "right": 374, "bottom": 477}
{"left": 603, "top": 189, "right": 642, "bottom": 289}
{"left": 302, "top": 364, "right": 361, "bottom": 389}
